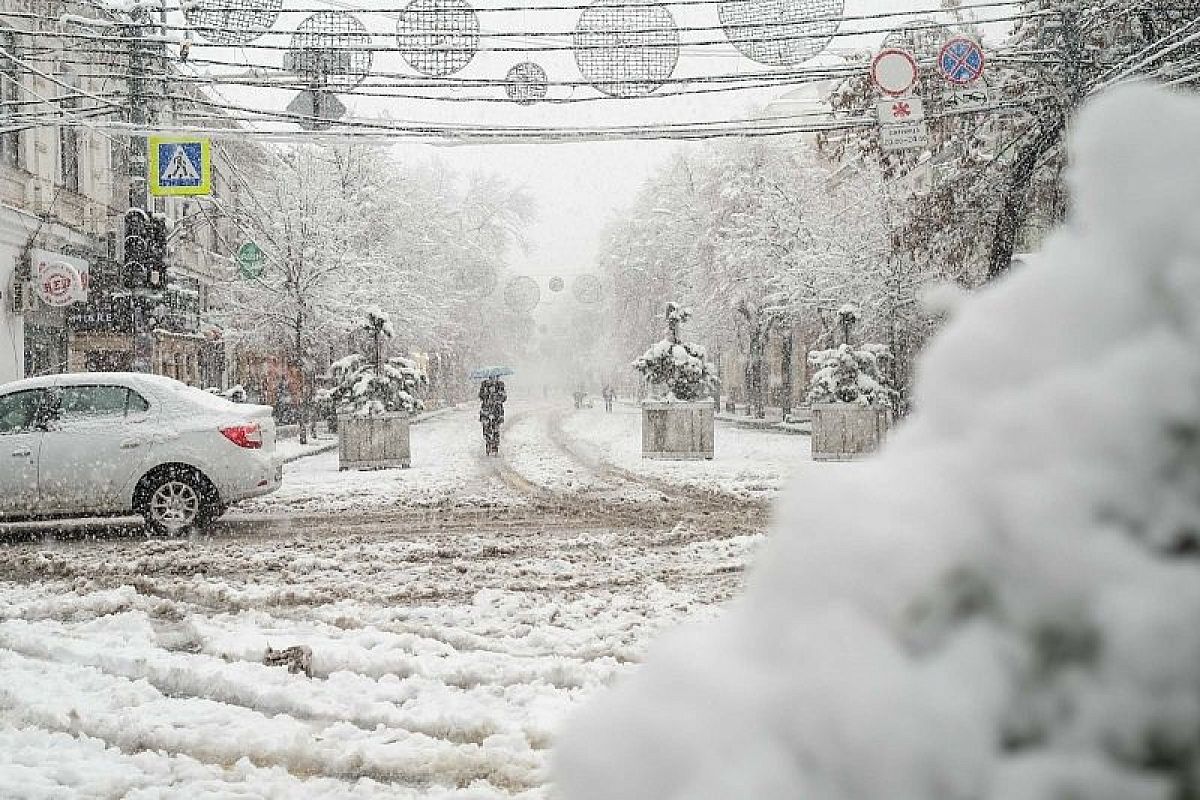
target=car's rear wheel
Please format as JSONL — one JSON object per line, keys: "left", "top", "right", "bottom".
{"left": 136, "top": 467, "right": 219, "bottom": 536}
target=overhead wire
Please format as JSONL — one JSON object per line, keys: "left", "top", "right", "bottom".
{"left": 41, "top": 8, "right": 1052, "bottom": 52}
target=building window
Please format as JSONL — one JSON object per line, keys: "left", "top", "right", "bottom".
{"left": 0, "top": 30, "right": 22, "bottom": 167}
{"left": 59, "top": 74, "right": 80, "bottom": 192}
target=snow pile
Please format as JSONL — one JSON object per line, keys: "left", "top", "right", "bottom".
{"left": 555, "top": 86, "right": 1200, "bottom": 800}
{"left": 806, "top": 344, "right": 896, "bottom": 407}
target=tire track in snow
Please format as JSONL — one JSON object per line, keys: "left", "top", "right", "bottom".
{"left": 0, "top": 648, "right": 545, "bottom": 791}
{"left": 0, "top": 625, "right": 528, "bottom": 749}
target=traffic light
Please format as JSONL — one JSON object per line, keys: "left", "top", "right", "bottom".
{"left": 122, "top": 209, "right": 169, "bottom": 290}
{"left": 146, "top": 215, "right": 168, "bottom": 290}
{"left": 122, "top": 207, "right": 149, "bottom": 289}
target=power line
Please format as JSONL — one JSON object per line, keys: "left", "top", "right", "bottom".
{"left": 42, "top": 8, "right": 1048, "bottom": 51}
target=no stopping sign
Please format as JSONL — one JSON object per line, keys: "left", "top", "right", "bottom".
{"left": 937, "top": 36, "right": 985, "bottom": 85}
{"left": 870, "top": 48, "right": 918, "bottom": 96}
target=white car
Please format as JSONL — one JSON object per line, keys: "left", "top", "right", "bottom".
{"left": 0, "top": 372, "right": 281, "bottom": 534}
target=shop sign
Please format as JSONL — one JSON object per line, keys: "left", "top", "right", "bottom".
{"left": 31, "top": 250, "right": 89, "bottom": 307}
{"left": 236, "top": 242, "right": 265, "bottom": 279}
{"left": 66, "top": 294, "right": 134, "bottom": 333}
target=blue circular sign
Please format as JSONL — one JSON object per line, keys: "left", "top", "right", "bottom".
{"left": 937, "top": 37, "right": 985, "bottom": 85}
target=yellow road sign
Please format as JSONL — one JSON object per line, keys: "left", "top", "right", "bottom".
{"left": 149, "top": 136, "right": 211, "bottom": 196}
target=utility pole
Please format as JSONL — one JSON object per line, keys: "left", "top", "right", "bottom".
{"left": 123, "top": 4, "right": 157, "bottom": 372}
{"left": 125, "top": 6, "right": 149, "bottom": 210}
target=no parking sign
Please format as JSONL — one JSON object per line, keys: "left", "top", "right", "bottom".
{"left": 937, "top": 36, "right": 985, "bottom": 85}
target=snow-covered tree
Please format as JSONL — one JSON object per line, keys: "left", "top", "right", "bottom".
{"left": 326, "top": 353, "right": 426, "bottom": 417}
{"left": 633, "top": 303, "right": 717, "bottom": 402}
{"left": 806, "top": 344, "right": 898, "bottom": 408}
{"left": 326, "top": 310, "right": 427, "bottom": 417}
{"left": 212, "top": 144, "right": 535, "bottom": 433}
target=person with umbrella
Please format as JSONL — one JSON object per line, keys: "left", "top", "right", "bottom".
{"left": 472, "top": 367, "right": 511, "bottom": 456}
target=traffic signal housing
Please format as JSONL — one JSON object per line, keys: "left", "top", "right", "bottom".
{"left": 146, "top": 214, "right": 167, "bottom": 290}
{"left": 122, "top": 207, "right": 150, "bottom": 289}
{"left": 122, "top": 208, "right": 169, "bottom": 290}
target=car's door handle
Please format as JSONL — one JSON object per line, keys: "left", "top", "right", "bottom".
{"left": 11, "top": 448, "right": 31, "bottom": 457}
{"left": 120, "top": 439, "right": 141, "bottom": 449}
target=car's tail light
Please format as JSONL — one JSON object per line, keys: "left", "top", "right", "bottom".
{"left": 220, "top": 423, "right": 263, "bottom": 449}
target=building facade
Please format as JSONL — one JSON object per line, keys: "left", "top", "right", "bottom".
{"left": 1, "top": 0, "right": 249, "bottom": 388}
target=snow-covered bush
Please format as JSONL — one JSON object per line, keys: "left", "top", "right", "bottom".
{"left": 556, "top": 87, "right": 1200, "bottom": 800}
{"left": 327, "top": 310, "right": 427, "bottom": 417}
{"left": 327, "top": 354, "right": 426, "bottom": 417}
{"left": 633, "top": 303, "right": 717, "bottom": 401}
{"left": 807, "top": 343, "right": 897, "bottom": 407}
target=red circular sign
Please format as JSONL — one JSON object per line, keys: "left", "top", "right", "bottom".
{"left": 871, "top": 48, "right": 918, "bottom": 96}
{"left": 36, "top": 261, "right": 83, "bottom": 307}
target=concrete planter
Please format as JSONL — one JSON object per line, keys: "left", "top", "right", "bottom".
{"left": 338, "top": 412, "right": 411, "bottom": 470}
{"left": 810, "top": 403, "right": 890, "bottom": 461}
{"left": 642, "top": 401, "right": 714, "bottom": 460}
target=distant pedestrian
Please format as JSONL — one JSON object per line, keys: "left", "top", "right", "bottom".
{"left": 602, "top": 384, "right": 614, "bottom": 412}
{"left": 573, "top": 389, "right": 585, "bottom": 409}
{"left": 479, "top": 376, "right": 507, "bottom": 456}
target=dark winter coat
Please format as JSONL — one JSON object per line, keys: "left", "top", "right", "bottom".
{"left": 479, "top": 378, "right": 507, "bottom": 424}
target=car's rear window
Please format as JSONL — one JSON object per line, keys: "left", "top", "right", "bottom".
{"left": 56, "top": 385, "right": 152, "bottom": 420}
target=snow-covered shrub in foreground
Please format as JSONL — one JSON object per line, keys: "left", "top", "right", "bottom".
{"left": 633, "top": 303, "right": 717, "bottom": 401}
{"left": 807, "top": 344, "right": 897, "bottom": 407}
{"left": 556, "top": 86, "right": 1200, "bottom": 800}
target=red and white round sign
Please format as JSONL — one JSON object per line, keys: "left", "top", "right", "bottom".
{"left": 871, "top": 47, "right": 919, "bottom": 96}
{"left": 36, "top": 260, "right": 85, "bottom": 307}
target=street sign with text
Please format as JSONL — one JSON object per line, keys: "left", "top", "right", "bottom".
{"left": 880, "top": 120, "right": 928, "bottom": 151}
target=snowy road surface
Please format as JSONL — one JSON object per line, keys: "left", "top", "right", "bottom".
{"left": 0, "top": 403, "right": 859, "bottom": 798}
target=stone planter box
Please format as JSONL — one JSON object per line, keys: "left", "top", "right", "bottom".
{"left": 810, "top": 403, "right": 890, "bottom": 461}
{"left": 338, "top": 412, "right": 410, "bottom": 470}
{"left": 642, "top": 401, "right": 714, "bottom": 460}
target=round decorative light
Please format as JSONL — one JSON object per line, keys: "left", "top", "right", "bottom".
{"left": 285, "top": 12, "right": 373, "bottom": 89}
{"left": 506, "top": 62, "right": 549, "bottom": 104}
{"left": 504, "top": 276, "right": 542, "bottom": 313}
{"left": 574, "top": 0, "right": 679, "bottom": 98}
{"left": 718, "top": 0, "right": 842, "bottom": 67}
{"left": 183, "top": 0, "right": 281, "bottom": 45}
{"left": 398, "top": 0, "right": 480, "bottom": 77}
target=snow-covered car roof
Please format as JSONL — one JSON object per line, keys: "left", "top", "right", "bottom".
{"left": 0, "top": 372, "right": 190, "bottom": 395}
{"left": 0, "top": 373, "right": 269, "bottom": 416}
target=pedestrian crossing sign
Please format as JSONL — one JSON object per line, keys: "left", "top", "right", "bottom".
{"left": 149, "top": 136, "right": 211, "bottom": 196}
